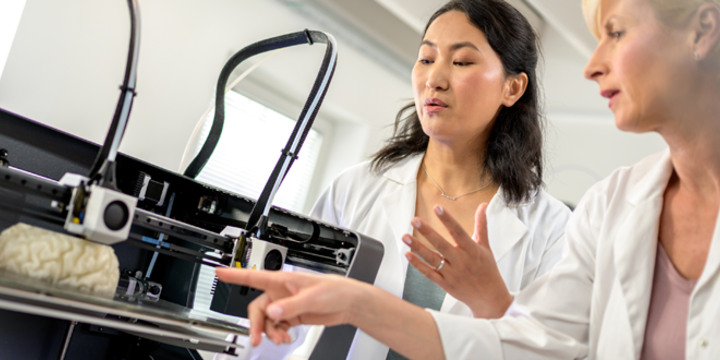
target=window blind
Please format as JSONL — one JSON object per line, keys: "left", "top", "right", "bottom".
{"left": 194, "top": 91, "right": 323, "bottom": 213}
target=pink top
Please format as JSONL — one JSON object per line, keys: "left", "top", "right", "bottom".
{"left": 640, "top": 244, "right": 696, "bottom": 360}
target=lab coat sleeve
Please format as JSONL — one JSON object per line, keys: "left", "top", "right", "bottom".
{"left": 247, "top": 327, "right": 309, "bottom": 360}
{"left": 213, "top": 326, "right": 309, "bottom": 360}
{"left": 534, "top": 197, "right": 573, "bottom": 280}
{"left": 430, "top": 189, "right": 600, "bottom": 360}
{"left": 212, "top": 265, "right": 313, "bottom": 360}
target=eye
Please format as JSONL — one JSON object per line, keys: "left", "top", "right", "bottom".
{"left": 608, "top": 31, "right": 624, "bottom": 39}
{"left": 418, "top": 59, "right": 433, "bottom": 65}
{"left": 453, "top": 61, "right": 473, "bottom": 66}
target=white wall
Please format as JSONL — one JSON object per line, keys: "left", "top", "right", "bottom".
{"left": 0, "top": 0, "right": 26, "bottom": 79}
{"left": 545, "top": 112, "right": 667, "bottom": 206}
{"left": 0, "top": 0, "right": 410, "bottom": 213}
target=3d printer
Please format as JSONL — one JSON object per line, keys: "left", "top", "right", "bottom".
{"left": 0, "top": 1, "right": 383, "bottom": 359}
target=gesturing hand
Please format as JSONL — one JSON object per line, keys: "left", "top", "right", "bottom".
{"left": 403, "top": 203, "right": 513, "bottom": 318}
{"left": 215, "top": 268, "right": 368, "bottom": 346}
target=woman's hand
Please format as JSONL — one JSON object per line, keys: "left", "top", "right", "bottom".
{"left": 404, "top": 203, "right": 513, "bottom": 318}
{"left": 215, "top": 269, "right": 368, "bottom": 346}
{"left": 217, "top": 267, "right": 446, "bottom": 359}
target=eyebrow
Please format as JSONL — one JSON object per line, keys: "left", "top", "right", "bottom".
{"left": 603, "top": 15, "right": 622, "bottom": 28}
{"left": 421, "top": 40, "right": 479, "bottom": 52}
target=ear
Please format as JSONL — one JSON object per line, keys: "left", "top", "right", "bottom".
{"left": 692, "top": 2, "right": 720, "bottom": 60}
{"left": 501, "top": 72, "right": 529, "bottom": 107}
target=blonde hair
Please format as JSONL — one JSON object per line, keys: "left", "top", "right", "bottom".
{"left": 583, "top": 0, "right": 603, "bottom": 39}
{"left": 582, "top": 0, "right": 720, "bottom": 40}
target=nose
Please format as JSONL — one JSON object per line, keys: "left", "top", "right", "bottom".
{"left": 584, "top": 44, "right": 608, "bottom": 82}
{"left": 426, "top": 62, "right": 449, "bottom": 91}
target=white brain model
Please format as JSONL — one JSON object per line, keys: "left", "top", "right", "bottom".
{"left": 0, "top": 223, "right": 120, "bottom": 298}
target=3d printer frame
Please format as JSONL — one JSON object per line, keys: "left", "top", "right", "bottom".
{"left": 0, "top": 108, "right": 383, "bottom": 359}
{"left": 0, "top": 0, "right": 383, "bottom": 358}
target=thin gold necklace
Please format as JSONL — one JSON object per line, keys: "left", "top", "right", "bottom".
{"left": 422, "top": 163, "right": 492, "bottom": 201}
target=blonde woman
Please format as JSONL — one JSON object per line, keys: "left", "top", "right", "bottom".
{"left": 217, "top": 0, "right": 720, "bottom": 358}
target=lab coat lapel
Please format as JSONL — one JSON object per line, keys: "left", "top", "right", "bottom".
{"left": 380, "top": 155, "right": 423, "bottom": 279}
{"left": 613, "top": 150, "right": 673, "bottom": 359}
{"left": 380, "top": 186, "right": 417, "bottom": 267}
{"left": 695, "top": 199, "right": 720, "bottom": 293}
{"left": 486, "top": 191, "right": 528, "bottom": 263}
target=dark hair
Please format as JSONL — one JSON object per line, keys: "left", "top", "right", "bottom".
{"left": 370, "top": 0, "right": 543, "bottom": 205}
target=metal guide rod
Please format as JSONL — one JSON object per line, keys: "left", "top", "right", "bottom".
{"left": 58, "top": 321, "right": 77, "bottom": 360}
{"left": 0, "top": 298, "right": 240, "bottom": 351}
{"left": 0, "top": 283, "right": 249, "bottom": 338}
{"left": 132, "top": 208, "right": 235, "bottom": 253}
{"left": 145, "top": 192, "right": 176, "bottom": 279}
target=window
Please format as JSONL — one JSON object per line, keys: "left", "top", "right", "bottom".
{"left": 194, "top": 90, "right": 323, "bottom": 214}
{"left": 0, "top": 0, "right": 26, "bottom": 79}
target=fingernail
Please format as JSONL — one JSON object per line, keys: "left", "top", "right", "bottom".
{"left": 405, "top": 252, "right": 412, "bottom": 261}
{"left": 268, "top": 305, "right": 283, "bottom": 319}
{"left": 402, "top": 235, "right": 412, "bottom": 245}
{"left": 412, "top": 219, "right": 422, "bottom": 229}
{"left": 435, "top": 206, "right": 444, "bottom": 215}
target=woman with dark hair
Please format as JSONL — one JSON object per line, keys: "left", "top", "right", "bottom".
{"left": 220, "top": 0, "right": 720, "bottom": 358}
{"left": 301, "top": 1, "right": 569, "bottom": 358}
{"left": 218, "top": 0, "right": 569, "bottom": 359}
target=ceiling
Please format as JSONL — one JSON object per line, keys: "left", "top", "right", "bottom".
{"left": 373, "top": 0, "right": 598, "bottom": 59}
{"left": 375, "top": 0, "right": 544, "bottom": 33}
{"left": 279, "top": 0, "right": 598, "bottom": 81}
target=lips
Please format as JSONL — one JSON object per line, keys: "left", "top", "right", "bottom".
{"left": 424, "top": 98, "right": 448, "bottom": 107}
{"left": 424, "top": 98, "right": 448, "bottom": 114}
{"left": 600, "top": 90, "right": 620, "bottom": 108}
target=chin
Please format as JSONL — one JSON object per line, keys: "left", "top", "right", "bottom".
{"left": 422, "top": 127, "right": 452, "bottom": 142}
{"left": 420, "top": 121, "right": 447, "bottom": 137}
{"left": 613, "top": 113, "right": 652, "bottom": 134}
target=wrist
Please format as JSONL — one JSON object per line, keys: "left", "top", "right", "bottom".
{"left": 470, "top": 291, "right": 513, "bottom": 319}
{"left": 347, "top": 281, "right": 377, "bottom": 328}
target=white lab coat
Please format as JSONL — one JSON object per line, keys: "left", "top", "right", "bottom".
{"left": 310, "top": 153, "right": 571, "bottom": 360}
{"left": 429, "top": 149, "right": 720, "bottom": 360}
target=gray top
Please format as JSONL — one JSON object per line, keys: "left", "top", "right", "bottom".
{"left": 386, "top": 263, "right": 447, "bottom": 360}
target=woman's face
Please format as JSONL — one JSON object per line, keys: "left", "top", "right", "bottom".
{"left": 584, "top": 0, "right": 697, "bottom": 133}
{"left": 412, "top": 11, "right": 523, "bottom": 146}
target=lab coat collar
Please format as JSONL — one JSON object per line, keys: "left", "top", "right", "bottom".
{"left": 381, "top": 152, "right": 526, "bottom": 261}
{"left": 627, "top": 149, "right": 672, "bottom": 205}
{"left": 619, "top": 149, "right": 720, "bottom": 296}
{"left": 613, "top": 149, "right": 673, "bottom": 358}
{"left": 697, "top": 204, "right": 720, "bottom": 294}
{"left": 382, "top": 153, "right": 424, "bottom": 185}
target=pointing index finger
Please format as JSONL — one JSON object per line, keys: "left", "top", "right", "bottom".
{"left": 216, "top": 267, "right": 276, "bottom": 290}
